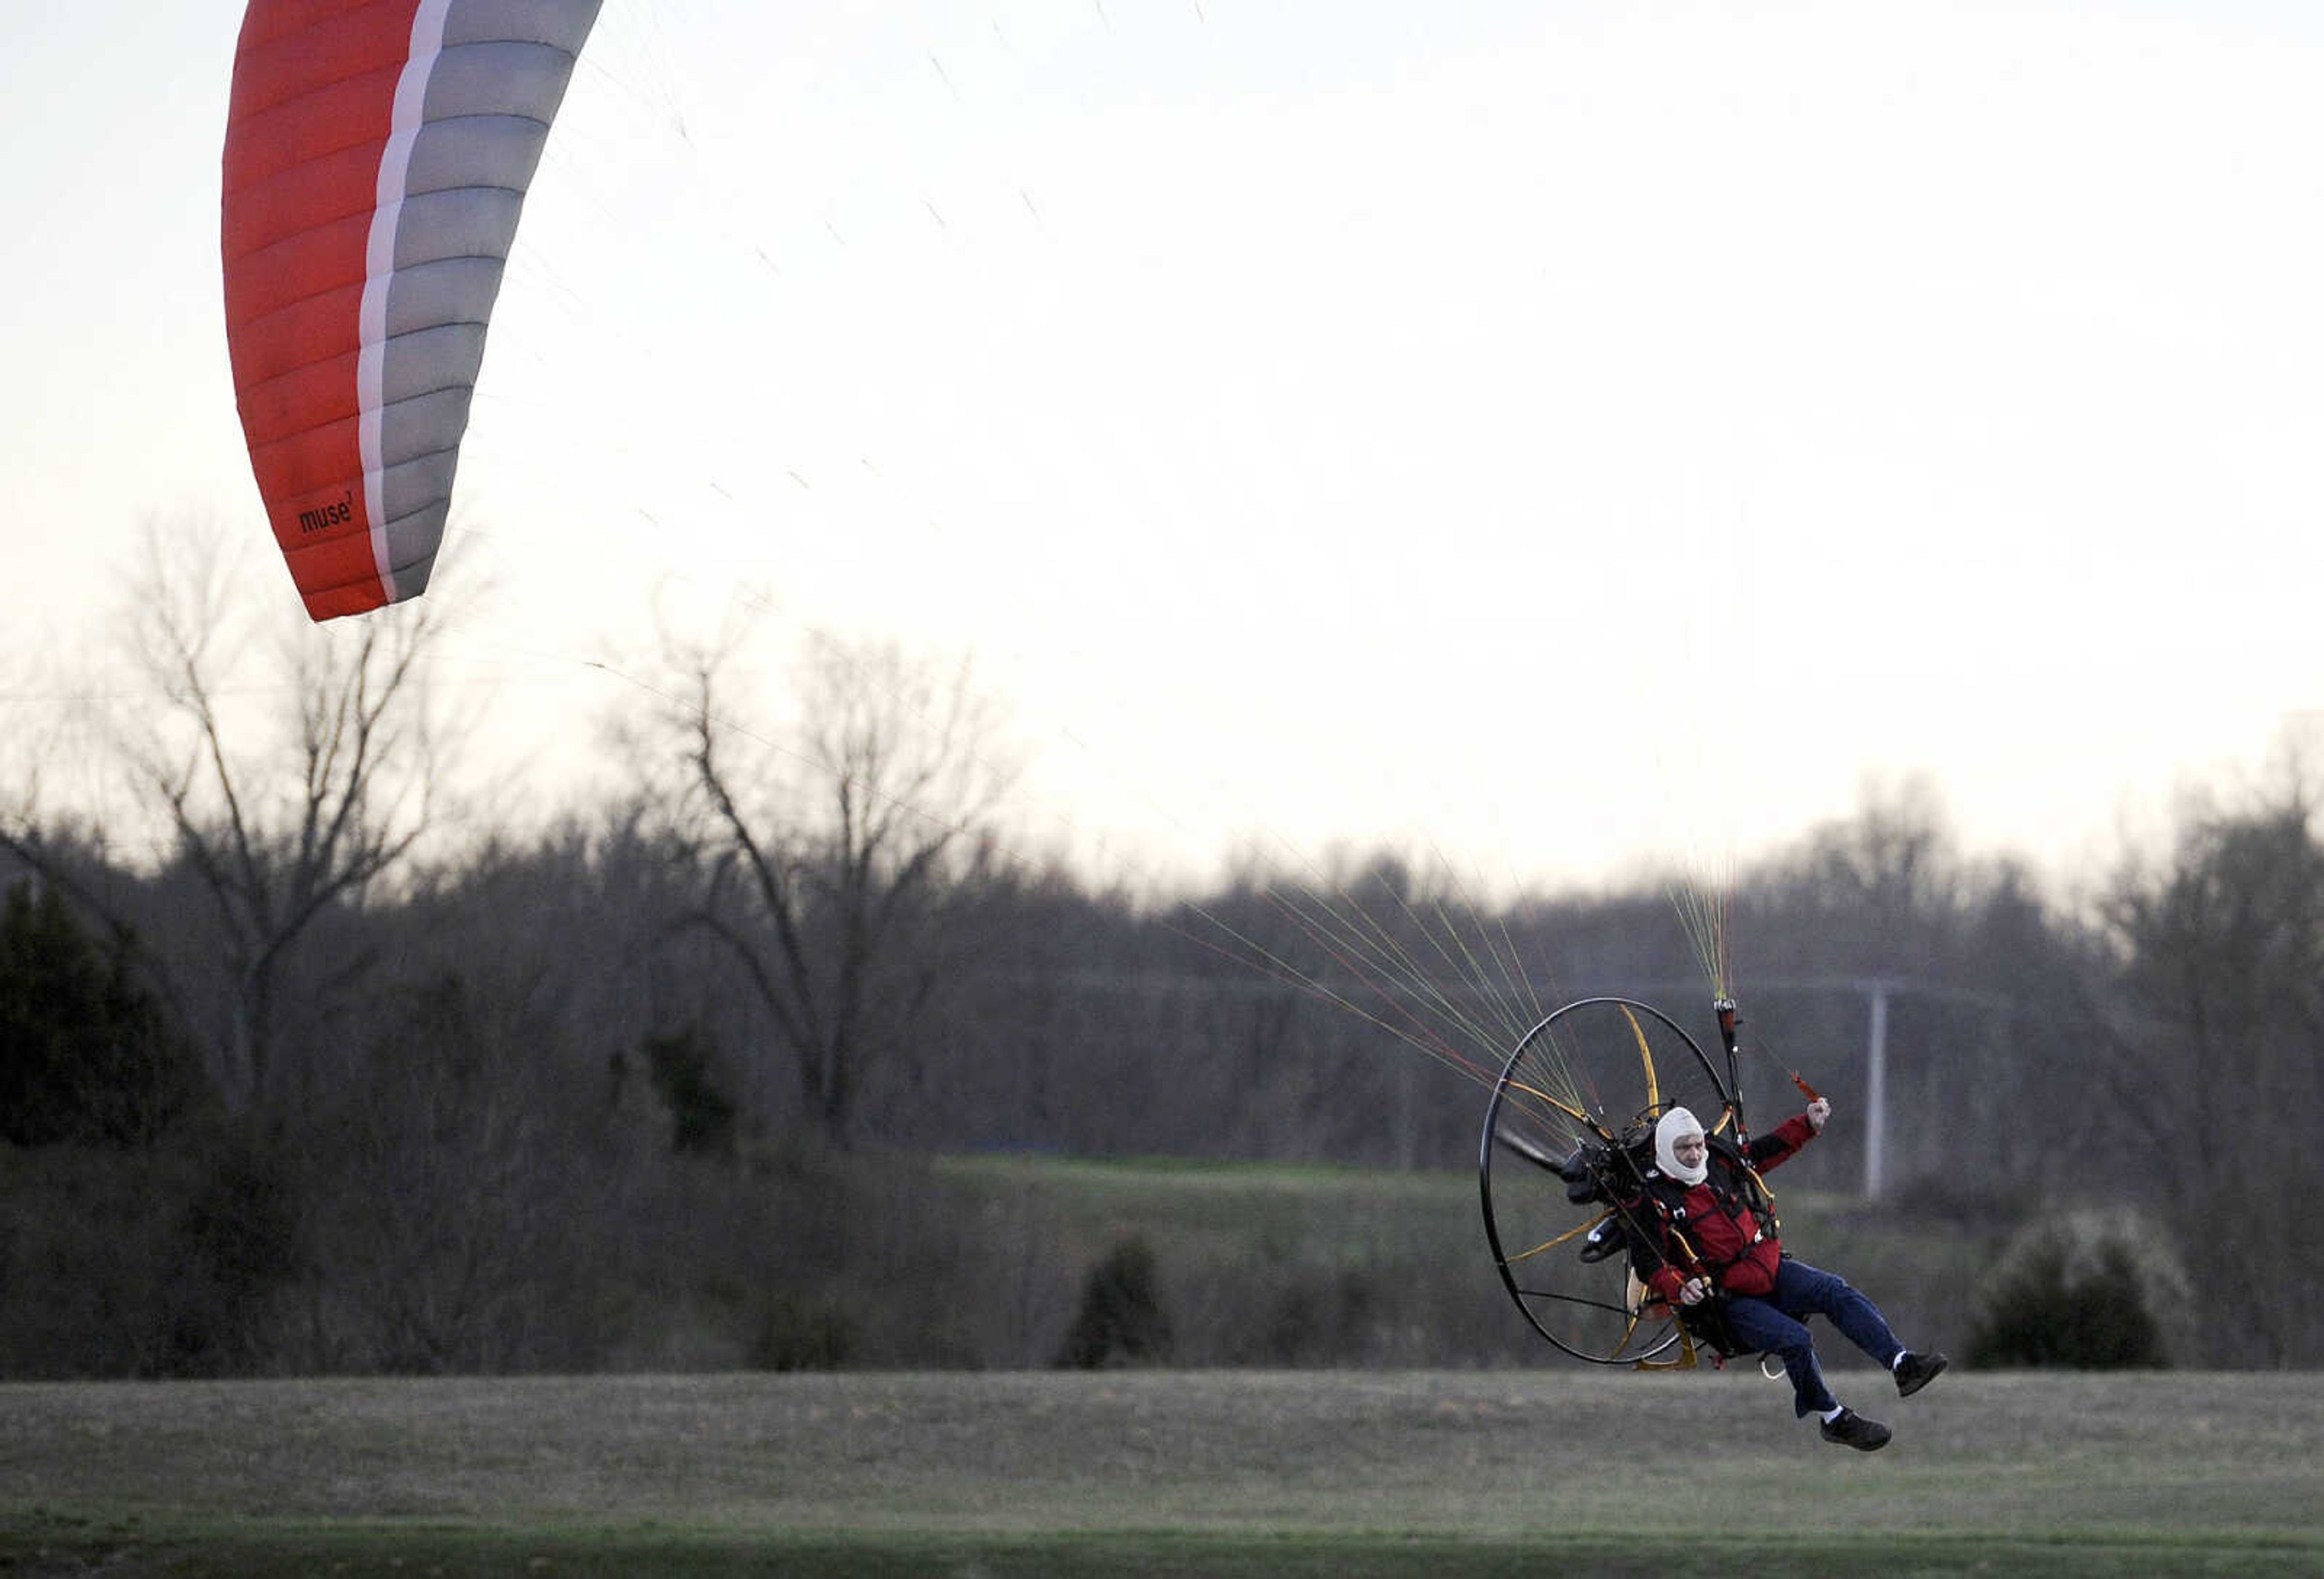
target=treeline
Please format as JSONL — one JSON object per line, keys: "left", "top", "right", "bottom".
{"left": 4, "top": 767, "right": 2321, "bottom": 1373}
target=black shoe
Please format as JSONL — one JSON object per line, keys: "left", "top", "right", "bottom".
{"left": 1894, "top": 1350, "right": 1948, "bottom": 1398}
{"left": 1819, "top": 1408, "right": 1892, "bottom": 1451}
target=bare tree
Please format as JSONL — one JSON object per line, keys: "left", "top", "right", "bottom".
{"left": 2098, "top": 767, "right": 2324, "bottom": 1364}
{"left": 107, "top": 522, "right": 448, "bottom": 1105}
{"left": 653, "top": 620, "right": 1018, "bottom": 1145}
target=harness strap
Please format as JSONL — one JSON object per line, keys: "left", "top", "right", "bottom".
{"left": 1650, "top": 1164, "right": 1773, "bottom": 1284}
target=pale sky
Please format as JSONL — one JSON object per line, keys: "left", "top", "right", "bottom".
{"left": 4, "top": 0, "right": 2320, "bottom": 895}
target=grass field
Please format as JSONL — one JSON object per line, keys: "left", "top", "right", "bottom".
{"left": 925, "top": 1151, "right": 2012, "bottom": 1371}
{"left": 6, "top": 1367, "right": 2322, "bottom": 1575}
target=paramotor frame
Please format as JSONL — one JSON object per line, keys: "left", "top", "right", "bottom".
{"left": 1478, "top": 996, "right": 1739, "bottom": 1365}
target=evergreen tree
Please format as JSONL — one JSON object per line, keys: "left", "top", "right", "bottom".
{"left": 0, "top": 881, "right": 206, "bottom": 1147}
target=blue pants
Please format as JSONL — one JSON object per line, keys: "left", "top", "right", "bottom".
{"left": 1716, "top": 1258, "right": 1903, "bottom": 1417}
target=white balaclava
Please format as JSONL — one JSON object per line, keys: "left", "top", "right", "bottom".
{"left": 1655, "top": 1107, "right": 1709, "bottom": 1186}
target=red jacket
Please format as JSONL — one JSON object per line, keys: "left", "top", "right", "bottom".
{"left": 1636, "top": 1112, "right": 1816, "bottom": 1304}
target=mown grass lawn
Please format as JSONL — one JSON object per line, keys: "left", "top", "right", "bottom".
{"left": 7, "top": 1368, "right": 2320, "bottom": 1575}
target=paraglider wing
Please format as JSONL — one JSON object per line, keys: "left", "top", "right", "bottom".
{"left": 222, "top": 0, "right": 602, "bottom": 621}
